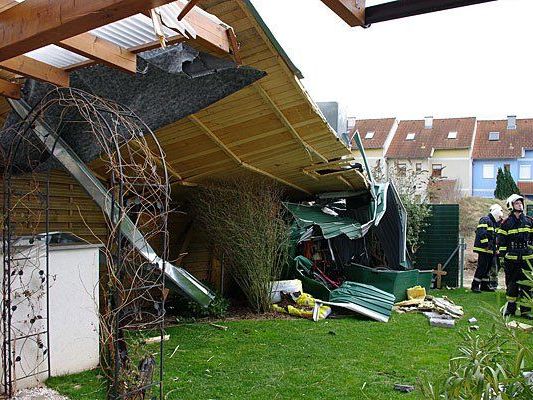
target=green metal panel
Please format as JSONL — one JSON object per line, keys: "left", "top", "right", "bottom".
{"left": 285, "top": 203, "right": 363, "bottom": 240}
{"left": 415, "top": 204, "right": 460, "bottom": 287}
{"left": 527, "top": 204, "right": 533, "bottom": 217}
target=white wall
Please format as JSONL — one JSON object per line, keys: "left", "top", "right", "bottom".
{"left": 1, "top": 244, "right": 100, "bottom": 392}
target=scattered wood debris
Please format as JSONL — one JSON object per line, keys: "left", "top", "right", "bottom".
{"left": 507, "top": 320, "right": 533, "bottom": 332}
{"left": 143, "top": 334, "right": 170, "bottom": 344}
{"left": 395, "top": 295, "right": 464, "bottom": 328}
{"left": 209, "top": 323, "right": 228, "bottom": 331}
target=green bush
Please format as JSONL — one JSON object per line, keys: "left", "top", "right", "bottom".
{"left": 495, "top": 167, "right": 521, "bottom": 200}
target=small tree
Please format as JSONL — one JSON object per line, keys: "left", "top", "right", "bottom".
{"left": 495, "top": 167, "right": 521, "bottom": 199}
{"left": 387, "top": 161, "right": 432, "bottom": 254}
{"left": 494, "top": 167, "right": 506, "bottom": 199}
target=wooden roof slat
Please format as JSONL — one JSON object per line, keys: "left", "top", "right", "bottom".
{"left": 188, "top": 114, "right": 311, "bottom": 194}
{"left": 57, "top": 33, "right": 137, "bottom": 74}
{"left": 0, "top": 55, "right": 69, "bottom": 86}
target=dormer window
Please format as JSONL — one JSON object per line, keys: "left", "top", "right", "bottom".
{"left": 365, "top": 131, "right": 375, "bottom": 139}
{"left": 447, "top": 131, "right": 457, "bottom": 139}
{"left": 406, "top": 133, "right": 416, "bottom": 140}
{"left": 488, "top": 131, "right": 500, "bottom": 141}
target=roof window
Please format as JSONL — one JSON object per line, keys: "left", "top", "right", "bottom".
{"left": 447, "top": 131, "right": 457, "bottom": 139}
{"left": 406, "top": 133, "right": 416, "bottom": 140}
{"left": 488, "top": 131, "right": 500, "bottom": 141}
{"left": 365, "top": 131, "right": 375, "bottom": 139}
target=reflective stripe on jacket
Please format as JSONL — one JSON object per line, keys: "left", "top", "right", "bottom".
{"left": 474, "top": 214, "right": 499, "bottom": 254}
{"left": 497, "top": 213, "right": 533, "bottom": 261}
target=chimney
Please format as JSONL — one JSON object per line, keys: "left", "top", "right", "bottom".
{"left": 424, "top": 116, "right": 433, "bottom": 129}
{"left": 507, "top": 115, "right": 517, "bottom": 130}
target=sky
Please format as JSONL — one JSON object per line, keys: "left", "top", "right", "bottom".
{"left": 250, "top": 0, "right": 533, "bottom": 121}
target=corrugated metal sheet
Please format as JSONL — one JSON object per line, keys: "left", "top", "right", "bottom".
{"left": 24, "top": 45, "right": 89, "bottom": 68}
{"left": 285, "top": 203, "right": 363, "bottom": 240}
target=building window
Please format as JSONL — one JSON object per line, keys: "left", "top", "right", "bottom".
{"left": 447, "top": 131, "right": 458, "bottom": 139}
{"left": 483, "top": 164, "right": 494, "bottom": 179}
{"left": 365, "top": 131, "right": 375, "bottom": 139}
{"left": 397, "top": 163, "right": 407, "bottom": 176}
{"left": 504, "top": 163, "right": 511, "bottom": 173}
{"left": 416, "top": 163, "right": 422, "bottom": 171}
{"left": 432, "top": 164, "right": 443, "bottom": 178}
{"left": 488, "top": 131, "right": 500, "bottom": 141}
{"left": 520, "top": 164, "right": 531, "bottom": 180}
{"left": 406, "top": 133, "right": 416, "bottom": 140}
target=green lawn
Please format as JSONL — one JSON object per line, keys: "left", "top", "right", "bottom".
{"left": 48, "top": 290, "right": 533, "bottom": 399}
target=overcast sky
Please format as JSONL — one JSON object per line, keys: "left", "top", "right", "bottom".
{"left": 250, "top": 0, "right": 532, "bottom": 121}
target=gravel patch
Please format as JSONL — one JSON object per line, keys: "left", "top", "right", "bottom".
{"left": 12, "top": 387, "right": 69, "bottom": 400}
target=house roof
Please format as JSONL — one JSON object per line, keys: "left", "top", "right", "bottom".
{"left": 518, "top": 181, "right": 533, "bottom": 195}
{"left": 352, "top": 118, "right": 396, "bottom": 150}
{"left": 472, "top": 119, "right": 533, "bottom": 159}
{"left": 385, "top": 117, "right": 476, "bottom": 159}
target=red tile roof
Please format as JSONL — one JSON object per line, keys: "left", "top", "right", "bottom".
{"left": 472, "top": 119, "right": 533, "bottom": 159}
{"left": 385, "top": 117, "right": 476, "bottom": 159}
{"left": 518, "top": 181, "right": 533, "bottom": 195}
{"left": 351, "top": 118, "right": 396, "bottom": 150}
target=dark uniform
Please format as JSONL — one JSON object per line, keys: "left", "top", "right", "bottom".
{"left": 472, "top": 214, "right": 499, "bottom": 291}
{"left": 497, "top": 213, "right": 533, "bottom": 316}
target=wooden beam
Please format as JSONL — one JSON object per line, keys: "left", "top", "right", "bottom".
{"left": 0, "top": 0, "right": 231, "bottom": 62}
{"left": 178, "top": 0, "right": 201, "bottom": 21}
{"left": 0, "top": 0, "right": 18, "bottom": 13}
{"left": 321, "top": 0, "right": 366, "bottom": 27}
{"left": 57, "top": 33, "right": 137, "bottom": 74}
{"left": 188, "top": 115, "right": 312, "bottom": 195}
{"left": 0, "top": 78, "right": 20, "bottom": 99}
{"left": 0, "top": 56, "right": 69, "bottom": 86}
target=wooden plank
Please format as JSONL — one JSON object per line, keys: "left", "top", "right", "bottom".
{"left": 0, "top": 55, "right": 69, "bottom": 86}
{"left": 0, "top": 78, "right": 20, "bottom": 99}
{"left": 0, "top": 0, "right": 18, "bottom": 13}
{"left": 57, "top": 33, "right": 137, "bottom": 74}
{"left": 321, "top": 0, "right": 365, "bottom": 27}
{"left": 178, "top": 0, "right": 201, "bottom": 20}
{"left": 188, "top": 115, "right": 311, "bottom": 194}
{"left": 0, "top": 0, "right": 230, "bottom": 61}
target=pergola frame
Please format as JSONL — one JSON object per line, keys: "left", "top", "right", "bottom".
{"left": 0, "top": 0, "right": 235, "bottom": 98}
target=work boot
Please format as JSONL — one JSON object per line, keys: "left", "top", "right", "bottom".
{"left": 503, "top": 301, "right": 517, "bottom": 317}
{"left": 520, "top": 307, "right": 533, "bottom": 320}
{"left": 471, "top": 280, "right": 481, "bottom": 293}
{"left": 480, "top": 281, "right": 496, "bottom": 292}
{"left": 489, "top": 281, "right": 498, "bottom": 290}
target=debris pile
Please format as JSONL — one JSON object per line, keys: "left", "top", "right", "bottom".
{"left": 394, "top": 294, "right": 464, "bottom": 327}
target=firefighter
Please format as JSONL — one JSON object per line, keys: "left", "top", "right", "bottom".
{"left": 472, "top": 204, "right": 503, "bottom": 293}
{"left": 497, "top": 194, "right": 533, "bottom": 319}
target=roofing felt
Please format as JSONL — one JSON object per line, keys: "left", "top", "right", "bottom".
{"left": 1, "top": 44, "right": 264, "bottom": 173}
{"left": 386, "top": 117, "right": 476, "bottom": 159}
{"left": 472, "top": 119, "right": 533, "bottom": 159}
{"left": 352, "top": 118, "right": 396, "bottom": 149}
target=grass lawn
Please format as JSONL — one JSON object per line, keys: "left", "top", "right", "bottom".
{"left": 48, "top": 289, "right": 533, "bottom": 399}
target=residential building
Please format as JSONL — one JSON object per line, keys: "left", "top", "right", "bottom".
{"left": 350, "top": 118, "right": 398, "bottom": 176}
{"left": 472, "top": 117, "right": 533, "bottom": 198}
{"left": 385, "top": 116, "right": 477, "bottom": 197}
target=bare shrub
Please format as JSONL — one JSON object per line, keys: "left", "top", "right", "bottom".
{"left": 191, "top": 177, "right": 289, "bottom": 313}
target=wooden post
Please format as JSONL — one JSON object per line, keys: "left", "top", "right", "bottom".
{"left": 433, "top": 263, "right": 448, "bottom": 289}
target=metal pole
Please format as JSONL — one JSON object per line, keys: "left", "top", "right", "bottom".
{"left": 459, "top": 236, "right": 466, "bottom": 288}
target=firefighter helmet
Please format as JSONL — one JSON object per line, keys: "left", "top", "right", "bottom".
{"left": 506, "top": 194, "right": 525, "bottom": 211}
{"left": 489, "top": 204, "right": 504, "bottom": 221}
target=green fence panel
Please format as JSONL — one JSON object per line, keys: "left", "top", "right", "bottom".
{"left": 414, "top": 204, "right": 459, "bottom": 287}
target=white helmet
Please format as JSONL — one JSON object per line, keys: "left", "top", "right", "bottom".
{"left": 489, "top": 204, "right": 504, "bottom": 221}
{"left": 506, "top": 194, "right": 524, "bottom": 211}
